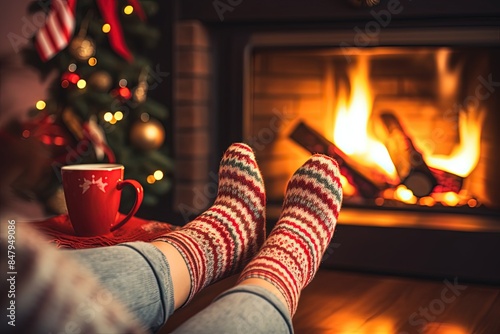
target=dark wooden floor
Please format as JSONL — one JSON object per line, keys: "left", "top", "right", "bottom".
{"left": 160, "top": 269, "right": 500, "bottom": 334}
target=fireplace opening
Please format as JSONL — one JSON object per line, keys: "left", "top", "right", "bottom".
{"left": 245, "top": 44, "right": 500, "bottom": 216}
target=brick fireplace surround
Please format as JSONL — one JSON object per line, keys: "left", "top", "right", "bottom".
{"left": 168, "top": 0, "right": 500, "bottom": 284}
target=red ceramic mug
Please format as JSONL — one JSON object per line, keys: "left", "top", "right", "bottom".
{"left": 61, "top": 164, "right": 144, "bottom": 236}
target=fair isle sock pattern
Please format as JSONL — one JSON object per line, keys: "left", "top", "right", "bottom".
{"left": 238, "top": 154, "right": 343, "bottom": 316}
{"left": 156, "top": 143, "right": 266, "bottom": 304}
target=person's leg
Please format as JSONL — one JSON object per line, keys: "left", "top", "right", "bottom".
{"left": 68, "top": 242, "right": 174, "bottom": 332}
{"left": 153, "top": 142, "right": 266, "bottom": 306}
{"left": 69, "top": 143, "right": 267, "bottom": 331}
{"left": 172, "top": 285, "right": 293, "bottom": 334}
{"left": 239, "top": 154, "right": 342, "bottom": 316}
{"left": 173, "top": 154, "right": 342, "bottom": 333}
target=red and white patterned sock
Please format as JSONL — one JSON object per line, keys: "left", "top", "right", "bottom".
{"left": 238, "top": 154, "right": 343, "bottom": 316}
{"left": 156, "top": 143, "right": 266, "bottom": 304}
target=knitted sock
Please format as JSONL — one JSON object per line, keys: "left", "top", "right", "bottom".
{"left": 238, "top": 154, "right": 343, "bottom": 316}
{"left": 155, "top": 143, "right": 266, "bottom": 304}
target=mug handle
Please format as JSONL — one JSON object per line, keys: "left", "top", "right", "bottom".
{"left": 110, "top": 179, "right": 144, "bottom": 232}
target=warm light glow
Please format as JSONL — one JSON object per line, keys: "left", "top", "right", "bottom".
{"left": 61, "top": 80, "right": 69, "bottom": 88}
{"left": 104, "top": 111, "right": 123, "bottom": 124}
{"left": 102, "top": 23, "right": 111, "bottom": 33}
{"left": 114, "top": 111, "right": 123, "bottom": 121}
{"left": 332, "top": 56, "right": 397, "bottom": 179}
{"left": 88, "top": 57, "right": 97, "bottom": 66}
{"left": 467, "top": 198, "right": 478, "bottom": 207}
{"left": 436, "top": 48, "right": 462, "bottom": 103}
{"left": 340, "top": 174, "right": 356, "bottom": 196}
{"left": 124, "top": 5, "right": 134, "bottom": 14}
{"left": 443, "top": 191, "right": 460, "bottom": 206}
{"left": 318, "top": 311, "right": 396, "bottom": 334}
{"left": 153, "top": 170, "right": 164, "bottom": 180}
{"left": 419, "top": 196, "right": 436, "bottom": 207}
{"left": 35, "top": 100, "right": 46, "bottom": 110}
{"left": 68, "top": 63, "right": 77, "bottom": 72}
{"left": 395, "top": 185, "right": 417, "bottom": 204}
{"left": 76, "top": 79, "right": 87, "bottom": 89}
{"left": 425, "top": 108, "right": 485, "bottom": 177}
{"left": 53, "top": 136, "right": 65, "bottom": 146}
{"left": 424, "top": 322, "right": 468, "bottom": 334}
{"left": 144, "top": 124, "right": 161, "bottom": 140}
{"left": 146, "top": 175, "right": 156, "bottom": 184}
{"left": 103, "top": 112, "right": 113, "bottom": 122}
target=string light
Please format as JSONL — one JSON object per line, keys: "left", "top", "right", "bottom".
{"left": 103, "top": 111, "right": 124, "bottom": 124}
{"left": 68, "top": 63, "right": 77, "bottom": 72}
{"left": 53, "top": 137, "right": 65, "bottom": 146}
{"left": 88, "top": 57, "right": 97, "bottom": 66}
{"left": 35, "top": 100, "right": 46, "bottom": 110}
{"left": 102, "top": 23, "right": 111, "bottom": 33}
{"left": 124, "top": 5, "right": 134, "bottom": 15}
{"left": 153, "top": 170, "right": 164, "bottom": 180}
{"left": 103, "top": 112, "right": 113, "bottom": 122}
{"left": 76, "top": 79, "right": 87, "bottom": 89}
{"left": 147, "top": 170, "right": 164, "bottom": 184}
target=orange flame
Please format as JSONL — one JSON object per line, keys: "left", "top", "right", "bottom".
{"left": 333, "top": 50, "right": 483, "bottom": 187}
{"left": 333, "top": 56, "right": 397, "bottom": 179}
{"left": 425, "top": 107, "right": 485, "bottom": 177}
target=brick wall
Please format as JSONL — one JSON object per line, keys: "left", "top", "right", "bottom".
{"left": 173, "top": 21, "right": 214, "bottom": 218}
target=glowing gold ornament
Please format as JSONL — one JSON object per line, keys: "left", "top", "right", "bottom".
{"left": 68, "top": 36, "right": 95, "bottom": 62}
{"left": 130, "top": 118, "right": 165, "bottom": 151}
{"left": 88, "top": 71, "right": 113, "bottom": 92}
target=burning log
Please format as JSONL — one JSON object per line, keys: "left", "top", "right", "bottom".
{"left": 379, "top": 112, "right": 438, "bottom": 197}
{"left": 429, "top": 167, "right": 464, "bottom": 194}
{"left": 289, "top": 121, "right": 382, "bottom": 198}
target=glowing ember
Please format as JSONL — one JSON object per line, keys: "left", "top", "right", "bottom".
{"left": 395, "top": 185, "right": 417, "bottom": 204}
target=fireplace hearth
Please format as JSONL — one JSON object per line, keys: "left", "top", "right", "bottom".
{"left": 170, "top": 0, "right": 500, "bottom": 283}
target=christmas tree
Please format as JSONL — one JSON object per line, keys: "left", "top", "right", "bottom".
{"left": 22, "top": 0, "right": 172, "bottom": 212}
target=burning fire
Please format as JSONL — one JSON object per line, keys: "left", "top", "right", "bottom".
{"left": 333, "top": 56, "right": 397, "bottom": 180}
{"left": 424, "top": 107, "right": 485, "bottom": 178}
{"left": 332, "top": 51, "right": 484, "bottom": 206}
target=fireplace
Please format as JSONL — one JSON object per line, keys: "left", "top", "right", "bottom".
{"left": 245, "top": 39, "right": 500, "bottom": 215}
{"left": 171, "top": 0, "right": 500, "bottom": 283}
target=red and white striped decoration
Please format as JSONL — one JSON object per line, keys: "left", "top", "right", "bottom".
{"left": 34, "top": 0, "right": 76, "bottom": 62}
